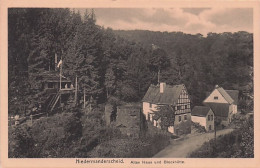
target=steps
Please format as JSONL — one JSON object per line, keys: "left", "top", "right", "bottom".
{"left": 45, "top": 91, "right": 60, "bottom": 113}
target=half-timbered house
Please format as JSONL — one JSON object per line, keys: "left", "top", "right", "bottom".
{"left": 142, "top": 83, "right": 191, "bottom": 135}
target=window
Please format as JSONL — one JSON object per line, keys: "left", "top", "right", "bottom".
{"left": 184, "top": 115, "right": 187, "bottom": 121}
{"left": 185, "top": 105, "right": 188, "bottom": 109}
{"left": 214, "top": 96, "right": 218, "bottom": 100}
{"left": 48, "top": 82, "right": 54, "bottom": 88}
{"left": 208, "top": 115, "right": 210, "bottom": 121}
{"left": 177, "top": 106, "right": 181, "bottom": 110}
{"left": 209, "top": 125, "right": 212, "bottom": 131}
{"left": 179, "top": 116, "right": 182, "bottom": 122}
{"left": 211, "top": 115, "right": 214, "bottom": 121}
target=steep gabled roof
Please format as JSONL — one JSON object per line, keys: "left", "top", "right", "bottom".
{"left": 142, "top": 84, "right": 185, "bottom": 105}
{"left": 203, "top": 102, "right": 230, "bottom": 117}
{"left": 226, "top": 90, "right": 239, "bottom": 105}
{"left": 191, "top": 106, "right": 211, "bottom": 117}
{"left": 204, "top": 85, "right": 238, "bottom": 105}
{"left": 216, "top": 87, "right": 234, "bottom": 104}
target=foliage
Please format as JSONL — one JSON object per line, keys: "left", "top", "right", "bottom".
{"left": 115, "top": 30, "right": 253, "bottom": 105}
{"left": 9, "top": 9, "right": 253, "bottom": 112}
{"left": 9, "top": 112, "right": 83, "bottom": 158}
{"left": 191, "top": 121, "right": 206, "bottom": 133}
{"left": 8, "top": 8, "right": 253, "bottom": 158}
{"left": 89, "top": 122, "right": 170, "bottom": 158}
{"left": 153, "top": 105, "right": 175, "bottom": 130}
{"left": 189, "top": 118, "right": 254, "bottom": 158}
{"left": 8, "top": 125, "right": 34, "bottom": 158}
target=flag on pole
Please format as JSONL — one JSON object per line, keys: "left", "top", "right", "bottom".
{"left": 57, "top": 59, "right": 62, "bottom": 68}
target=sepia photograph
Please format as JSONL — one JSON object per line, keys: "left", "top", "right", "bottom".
{"left": 1, "top": 1, "right": 260, "bottom": 168}
{"left": 7, "top": 7, "right": 254, "bottom": 158}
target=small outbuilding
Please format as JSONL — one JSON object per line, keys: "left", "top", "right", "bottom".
{"left": 191, "top": 106, "right": 214, "bottom": 131}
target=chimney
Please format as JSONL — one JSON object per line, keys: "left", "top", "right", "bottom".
{"left": 160, "top": 82, "right": 166, "bottom": 93}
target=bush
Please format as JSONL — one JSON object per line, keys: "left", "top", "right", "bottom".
{"left": 9, "top": 112, "right": 84, "bottom": 158}
{"left": 89, "top": 122, "right": 171, "bottom": 158}
{"left": 189, "top": 119, "right": 254, "bottom": 158}
{"left": 8, "top": 125, "right": 34, "bottom": 158}
{"left": 191, "top": 121, "right": 206, "bottom": 133}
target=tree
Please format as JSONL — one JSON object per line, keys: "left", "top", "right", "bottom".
{"left": 153, "top": 105, "right": 175, "bottom": 131}
{"left": 148, "top": 47, "right": 170, "bottom": 84}
{"left": 105, "top": 66, "right": 116, "bottom": 98}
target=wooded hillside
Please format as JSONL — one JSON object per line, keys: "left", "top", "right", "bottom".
{"left": 114, "top": 30, "right": 253, "bottom": 105}
{"left": 9, "top": 8, "right": 253, "bottom": 115}
{"left": 8, "top": 8, "right": 254, "bottom": 158}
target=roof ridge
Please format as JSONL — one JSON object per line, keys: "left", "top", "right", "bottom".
{"left": 217, "top": 87, "right": 234, "bottom": 104}
{"left": 225, "top": 89, "right": 239, "bottom": 92}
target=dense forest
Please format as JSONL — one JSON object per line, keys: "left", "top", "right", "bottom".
{"left": 8, "top": 8, "right": 253, "bottom": 158}
{"left": 114, "top": 30, "right": 253, "bottom": 105}
{"left": 8, "top": 8, "right": 153, "bottom": 115}
{"left": 9, "top": 8, "right": 253, "bottom": 115}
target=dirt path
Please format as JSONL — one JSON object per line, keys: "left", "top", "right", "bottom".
{"left": 153, "top": 128, "right": 234, "bottom": 158}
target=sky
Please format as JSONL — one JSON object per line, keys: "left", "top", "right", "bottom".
{"left": 77, "top": 8, "right": 253, "bottom": 36}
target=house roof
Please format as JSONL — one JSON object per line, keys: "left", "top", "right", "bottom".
{"left": 203, "top": 102, "right": 230, "bottom": 117}
{"left": 42, "top": 71, "right": 71, "bottom": 83}
{"left": 142, "top": 84, "right": 185, "bottom": 105}
{"left": 191, "top": 106, "right": 211, "bottom": 117}
{"left": 204, "top": 85, "right": 239, "bottom": 105}
{"left": 216, "top": 87, "right": 234, "bottom": 104}
{"left": 226, "top": 90, "right": 239, "bottom": 105}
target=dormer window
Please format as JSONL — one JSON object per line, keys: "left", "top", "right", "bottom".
{"left": 214, "top": 96, "right": 218, "bottom": 100}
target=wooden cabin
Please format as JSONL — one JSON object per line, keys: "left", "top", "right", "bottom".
{"left": 41, "top": 71, "right": 73, "bottom": 90}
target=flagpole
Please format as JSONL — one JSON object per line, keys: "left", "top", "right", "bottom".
{"left": 59, "top": 57, "right": 62, "bottom": 90}
{"left": 60, "top": 63, "right": 62, "bottom": 90}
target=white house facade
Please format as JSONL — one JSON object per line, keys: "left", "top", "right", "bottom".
{"left": 203, "top": 85, "right": 239, "bottom": 126}
{"left": 191, "top": 106, "right": 214, "bottom": 131}
{"left": 142, "top": 83, "right": 191, "bottom": 135}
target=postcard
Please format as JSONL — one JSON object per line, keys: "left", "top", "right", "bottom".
{"left": 0, "top": 0, "right": 259, "bottom": 168}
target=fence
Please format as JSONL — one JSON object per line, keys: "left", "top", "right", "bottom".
{"left": 8, "top": 112, "right": 47, "bottom": 127}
